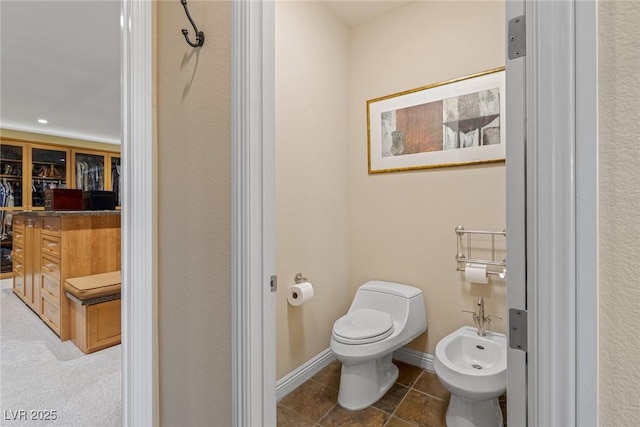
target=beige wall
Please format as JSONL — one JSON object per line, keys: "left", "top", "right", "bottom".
{"left": 275, "top": 1, "right": 352, "bottom": 379}
{"left": 156, "top": 1, "right": 232, "bottom": 425}
{"left": 598, "top": 1, "right": 640, "bottom": 423}
{"left": 276, "top": 0, "right": 505, "bottom": 380}
{"left": 348, "top": 1, "right": 505, "bottom": 355}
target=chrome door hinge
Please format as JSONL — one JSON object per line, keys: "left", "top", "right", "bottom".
{"left": 508, "top": 15, "right": 526, "bottom": 59}
{"left": 509, "top": 309, "right": 528, "bottom": 352}
{"left": 270, "top": 275, "right": 278, "bottom": 292}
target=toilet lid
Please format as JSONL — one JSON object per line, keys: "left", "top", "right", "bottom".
{"left": 332, "top": 309, "right": 394, "bottom": 344}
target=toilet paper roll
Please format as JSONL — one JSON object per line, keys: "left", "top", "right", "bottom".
{"left": 465, "top": 263, "right": 488, "bottom": 284}
{"left": 288, "top": 282, "right": 314, "bottom": 306}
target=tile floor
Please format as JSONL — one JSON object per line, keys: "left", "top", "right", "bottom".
{"left": 277, "top": 359, "right": 506, "bottom": 427}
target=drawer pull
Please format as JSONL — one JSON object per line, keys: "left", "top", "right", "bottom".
{"left": 46, "top": 282, "right": 55, "bottom": 289}
{"left": 46, "top": 309, "right": 55, "bottom": 316}
{"left": 45, "top": 224, "right": 52, "bottom": 230}
{"left": 45, "top": 263, "right": 55, "bottom": 269}
{"left": 47, "top": 242, "right": 57, "bottom": 248}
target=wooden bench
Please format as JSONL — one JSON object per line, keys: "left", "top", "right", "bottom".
{"left": 65, "top": 271, "right": 121, "bottom": 354}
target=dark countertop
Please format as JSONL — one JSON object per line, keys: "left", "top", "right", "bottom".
{"left": 14, "top": 210, "right": 120, "bottom": 217}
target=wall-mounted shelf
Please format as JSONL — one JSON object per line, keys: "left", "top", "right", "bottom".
{"left": 455, "top": 225, "right": 506, "bottom": 278}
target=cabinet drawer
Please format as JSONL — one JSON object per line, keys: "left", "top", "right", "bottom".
{"left": 13, "top": 228, "right": 24, "bottom": 245}
{"left": 41, "top": 235, "right": 61, "bottom": 257}
{"left": 13, "top": 259, "right": 24, "bottom": 275}
{"left": 41, "top": 255, "right": 61, "bottom": 280}
{"left": 41, "top": 275, "right": 60, "bottom": 303}
{"left": 41, "top": 297, "right": 61, "bottom": 333}
{"left": 13, "top": 216, "right": 26, "bottom": 229}
{"left": 12, "top": 244, "right": 24, "bottom": 262}
{"left": 42, "top": 217, "right": 61, "bottom": 235}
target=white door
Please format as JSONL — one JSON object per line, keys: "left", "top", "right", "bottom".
{"left": 505, "top": 1, "right": 527, "bottom": 426}
{"left": 505, "top": 0, "right": 528, "bottom": 424}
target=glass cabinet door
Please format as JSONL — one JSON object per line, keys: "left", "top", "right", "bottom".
{"left": 31, "top": 147, "right": 68, "bottom": 208}
{"left": 74, "top": 152, "right": 105, "bottom": 191}
{"left": 1, "top": 143, "right": 24, "bottom": 274}
{"left": 110, "top": 156, "right": 121, "bottom": 206}
{"left": 0, "top": 143, "right": 24, "bottom": 208}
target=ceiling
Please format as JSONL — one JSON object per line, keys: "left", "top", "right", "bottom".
{"left": 0, "top": 1, "right": 121, "bottom": 144}
{"left": 323, "top": 1, "right": 412, "bottom": 27}
{"left": 0, "top": 1, "right": 411, "bottom": 146}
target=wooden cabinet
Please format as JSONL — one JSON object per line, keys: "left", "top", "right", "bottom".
{"left": 1, "top": 142, "right": 25, "bottom": 276}
{"left": 30, "top": 145, "right": 70, "bottom": 209}
{"left": 110, "top": 155, "right": 121, "bottom": 207}
{"left": 71, "top": 150, "right": 121, "bottom": 206}
{"left": 12, "top": 212, "right": 120, "bottom": 340}
{"left": 11, "top": 215, "right": 41, "bottom": 314}
{"left": 0, "top": 137, "right": 119, "bottom": 278}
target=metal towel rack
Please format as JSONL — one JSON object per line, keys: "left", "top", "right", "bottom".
{"left": 455, "top": 225, "right": 507, "bottom": 278}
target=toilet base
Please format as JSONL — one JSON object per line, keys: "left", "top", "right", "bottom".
{"left": 337, "top": 353, "right": 398, "bottom": 410}
{"left": 445, "top": 395, "right": 503, "bottom": 427}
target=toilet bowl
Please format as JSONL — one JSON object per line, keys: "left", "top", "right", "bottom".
{"left": 433, "top": 326, "right": 507, "bottom": 427}
{"left": 330, "top": 281, "right": 427, "bottom": 410}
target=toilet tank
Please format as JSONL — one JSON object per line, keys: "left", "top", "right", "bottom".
{"left": 350, "top": 281, "right": 425, "bottom": 328}
{"left": 358, "top": 281, "right": 422, "bottom": 298}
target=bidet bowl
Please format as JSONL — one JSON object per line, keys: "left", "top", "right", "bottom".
{"left": 433, "top": 326, "right": 506, "bottom": 401}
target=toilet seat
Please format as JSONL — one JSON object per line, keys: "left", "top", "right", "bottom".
{"left": 332, "top": 309, "right": 395, "bottom": 344}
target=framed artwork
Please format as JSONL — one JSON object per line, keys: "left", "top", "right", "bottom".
{"left": 367, "top": 67, "right": 505, "bottom": 174}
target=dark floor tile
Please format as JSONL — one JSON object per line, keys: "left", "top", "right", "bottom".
{"left": 385, "top": 416, "right": 417, "bottom": 427}
{"left": 277, "top": 404, "right": 315, "bottom": 427}
{"left": 394, "top": 390, "right": 447, "bottom": 427}
{"left": 279, "top": 379, "right": 338, "bottom": 422}
{"left": 372, "top": 383, "right": 410, "bottom": 414}
{"left": 318, "top": 404, "right": 390, "bottom": 427}
{"left": 412, "top": 370, "right": 450, "bottom": 401}
{"left": 499, "top": 393, "right": 507, "bottom": 422}
{"left": 312, "top": 360, "right": 342, "bottom": 391}
{"left": 393, "top": 360, "right": 424, "bottom": 388}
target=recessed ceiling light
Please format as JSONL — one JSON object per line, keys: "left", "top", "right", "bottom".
{"left": 37, "top": 119, "right": 48, "bottom": 124}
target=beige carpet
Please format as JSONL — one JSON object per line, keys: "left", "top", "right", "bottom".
{"left": 0, "top": 281, "right": 121, "bottom": 427}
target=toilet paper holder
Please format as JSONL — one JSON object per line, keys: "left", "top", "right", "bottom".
{"left": 294, "top": 273, "right": 308, "bottom": 284}
{"left": 455, "top": 226, "right": 507, "bottom": 279}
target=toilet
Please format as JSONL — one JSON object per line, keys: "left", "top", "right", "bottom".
{"left": 330, "top": 280, "right": 427, "bottom": 410}
{"left": 433, "top": 326, "right": 507, "bottom": 427}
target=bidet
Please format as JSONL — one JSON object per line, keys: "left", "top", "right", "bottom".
{"left": 433, "top": 326, "right": 506, "bottom": 427}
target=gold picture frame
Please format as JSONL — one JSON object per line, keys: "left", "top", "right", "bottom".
{"left": 367, "top": 67, "right": 506, "bottom": 174}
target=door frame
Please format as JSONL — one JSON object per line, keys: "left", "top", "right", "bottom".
{"left": 121, "top": 0, "right": 597, "bottom": 425}
{"left": 231, "top": 1, "right": 277, "bottom": 425}
{"left": 518, "top": 1, "right": 598, "bottom": 425}
{"left": 121, "top": 0, "right": 157, "bottom": 425}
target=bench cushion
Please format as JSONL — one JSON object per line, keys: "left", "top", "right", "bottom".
{"left": 65, "top": 271, "right": 121, "bottom": 301}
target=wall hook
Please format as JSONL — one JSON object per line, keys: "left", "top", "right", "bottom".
{"left": 180, "top": 0, "right": 204, "bottom": 48}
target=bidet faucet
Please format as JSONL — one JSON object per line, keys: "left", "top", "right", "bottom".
{"left": 463, "top": 297, "right": 502, "bottom": 336}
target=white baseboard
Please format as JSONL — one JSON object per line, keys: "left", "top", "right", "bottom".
{"left": 393, "top": 347, "right": 434, "bottom": 372}
{"left": 276, "top": 346, "right": 433, "bottom": 401}
{"left": 276, "top": 348, "right": 336, "bottom": 401}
